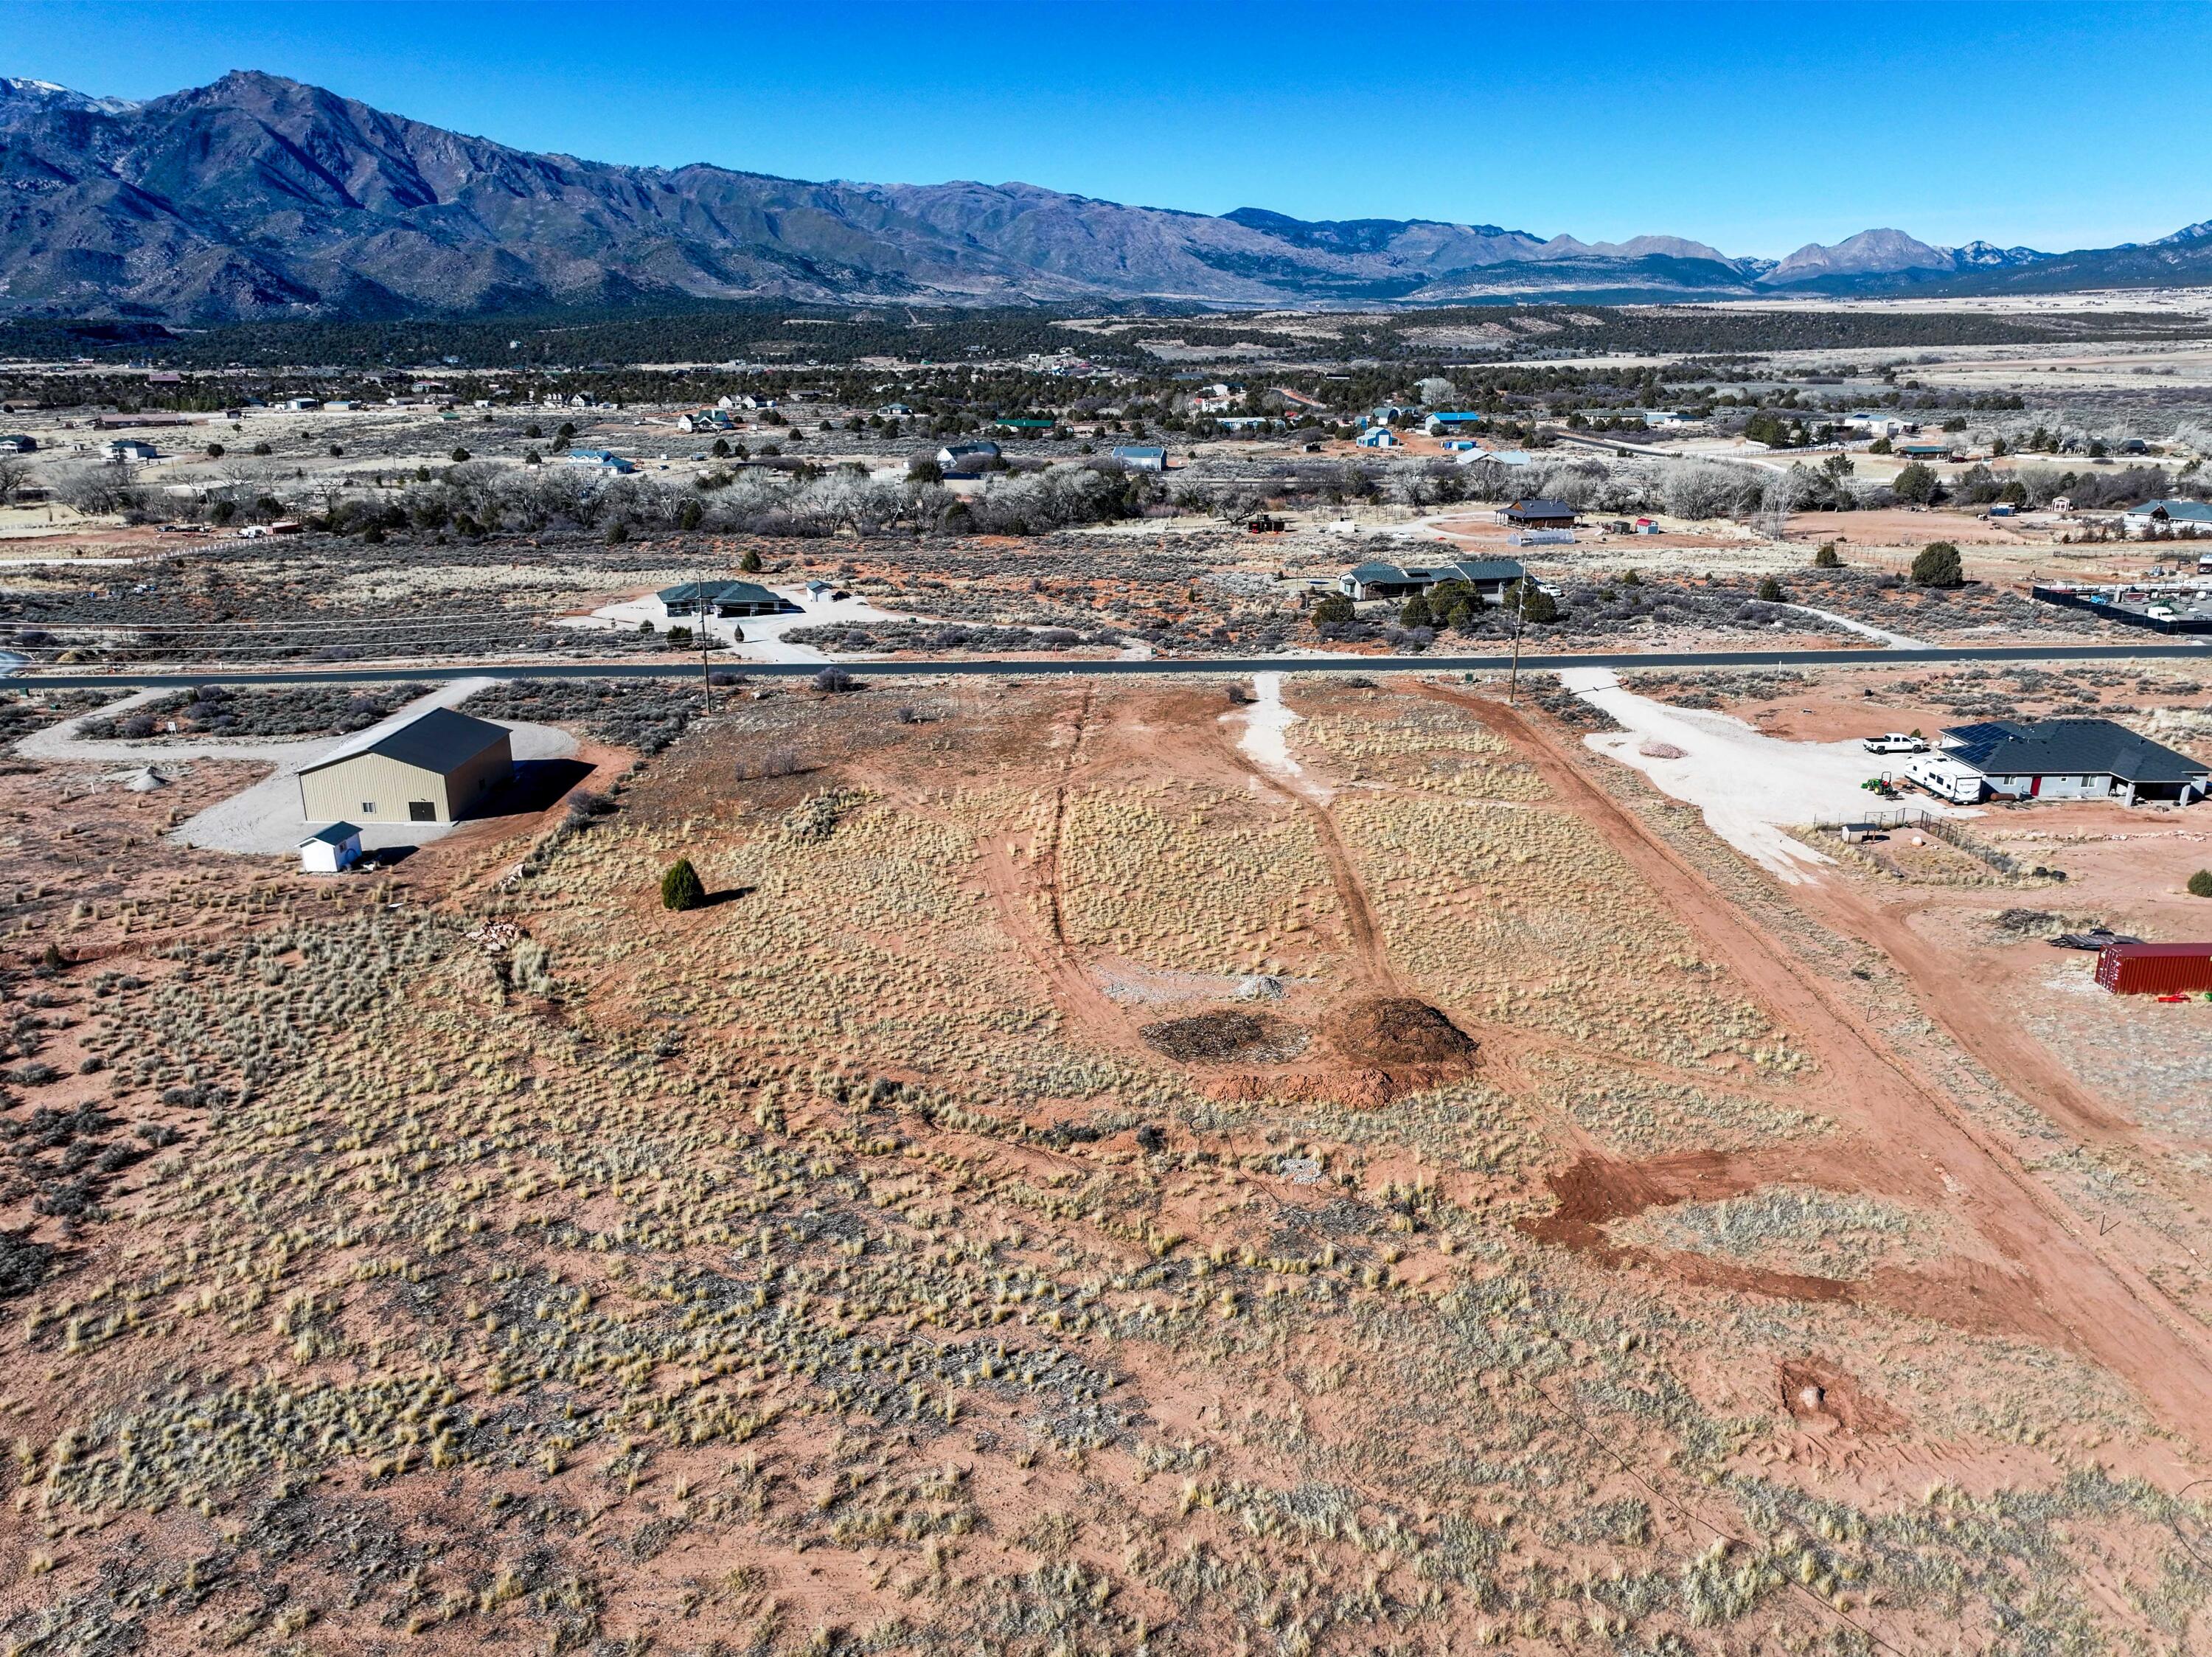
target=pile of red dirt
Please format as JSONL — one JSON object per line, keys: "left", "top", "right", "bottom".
{"left": 1326, "top": 997, "right": 1478, "bottom": 1069}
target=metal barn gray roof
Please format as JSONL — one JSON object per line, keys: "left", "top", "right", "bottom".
{"left": 1941, "top": 718, "right": 2209, "bottom": 784}
{"left": 299, "top": 708, "right": 511, "bottom": 778}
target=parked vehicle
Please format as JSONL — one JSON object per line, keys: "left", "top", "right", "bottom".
{"left": 1904, "top": 754, "right": 1984, "bottom": 803}
{"left": 1862, "top": 733, "right": 1928, "bottom": 754}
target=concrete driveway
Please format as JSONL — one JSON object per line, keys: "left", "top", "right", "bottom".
{"left": 13, "top": 679, "right": 578, "bottom": 857}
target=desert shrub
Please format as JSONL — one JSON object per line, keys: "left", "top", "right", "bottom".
{"left": 1912, "top": 541, "right": 1964, "bottom": 588}
{"left": 1311, "top": 594, "right": 1354, "bottom": 627}
{"left": 2188, "top": 869, "right": 2212, "bottom": 898}
{"left": 1813, "top": 542, "right": 1841, "bottom": 568}
{"left": 661, "top": 858, "right": 706, "bottom": 911}
{"left": 1756, "top": 576, "right": 1784, "bottom": 601}
{"left": 813, "top": 667, "right": 858, "bottom": 694}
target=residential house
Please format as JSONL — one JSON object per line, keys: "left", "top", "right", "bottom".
{"left": 1496, "top": 499, "right": 1577, "bottom": 529}
{"left": 562, "top": 449, "right": 634, "bottom": 473}
{"left": 1354, "top": 428, "right": 1399, "bottom": 449}
{"left": 0, "top": 434, "right": 35, "bottom": 454}
{"left": 102, "top": 439, "right": 159, "bottom": 462}
{"left": 1338, "top": 558, "right": 1526, "bottom": 603}
{"left": 1424, "top": 412, "right": 1486, "bottom": 435}
{"left": 1110, "top": 445, "right": 1166, "bottom": 472}
{"left": 654, "top": 580, "right": 799, "bottom": 622}
{"left": 2123, "top": 499, "right": 2212, "bottom": 538}
{"left": 937, "top": 440, "right": 1002, "bottom": 472}
{"left": 1843, "top": 413, "right": 1913, "bottom": 439}
{"left": 1934, "top": 718, "right": 2209, "bottom": 805}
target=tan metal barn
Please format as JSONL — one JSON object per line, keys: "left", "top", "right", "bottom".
{"left": 297, "top": 707, "right": 513, "bottom": 826}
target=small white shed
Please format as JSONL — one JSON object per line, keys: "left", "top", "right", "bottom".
{"left": 298, "top": 821, "right": 364, "bottom": 875}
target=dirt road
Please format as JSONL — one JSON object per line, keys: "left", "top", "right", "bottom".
{"left": 1427, "top": 682, "right": 2212, "bottom": 1449}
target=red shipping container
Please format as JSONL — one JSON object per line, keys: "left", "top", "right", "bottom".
{"left": 2096, "top": 942, "right": 2212, "bottom": 996}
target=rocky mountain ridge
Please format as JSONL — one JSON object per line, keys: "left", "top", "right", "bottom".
{"left": 0, "top": 71, "right": 2199, "bottom": 321}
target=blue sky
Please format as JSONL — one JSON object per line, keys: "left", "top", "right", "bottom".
{"left": 10, "top": 1, "right": 2208, "bottom": 257}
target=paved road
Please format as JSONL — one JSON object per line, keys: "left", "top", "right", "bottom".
{"left": 2, "top": 639, "right": 2211, "bottom": 691}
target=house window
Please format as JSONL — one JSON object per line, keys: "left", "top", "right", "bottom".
{"left": 361, "top": 802, "right": 376, "bottom": 814}
{"left": 409, "top": 801, "right": 436, "bottom": 822}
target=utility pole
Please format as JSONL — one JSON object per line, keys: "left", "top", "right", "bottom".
{"left": 698, "top": 572, "right": 714, "bottom": 716}
{"left": 1506, "top": 571, "right": 1529, "bottom": 706}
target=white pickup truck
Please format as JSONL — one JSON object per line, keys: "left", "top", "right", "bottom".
{"left": 1862, "top": 732, "right": 1928, "bottom": 754}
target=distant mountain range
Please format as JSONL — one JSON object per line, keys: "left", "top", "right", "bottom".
{"left": 1, "top": 71, "right": 2208, "bottom": 322}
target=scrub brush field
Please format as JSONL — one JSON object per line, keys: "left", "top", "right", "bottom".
{"left": 5, "top": 673, "right": 2212, "bottom": 1657}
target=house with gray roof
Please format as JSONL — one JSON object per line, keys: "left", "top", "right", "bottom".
{"left": 655, "top": 580, "right": 799, "bottom": 621}
{"left": 1936, "top": 718, "right": 2209, "bottom": 805}
{"left": 1339, "top": 558, "right": 1526, "bottom": 603}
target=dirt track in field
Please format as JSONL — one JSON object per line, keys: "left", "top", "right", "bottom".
{"left": 1427, "top": 681, "right": 2212, "bottom": 1449}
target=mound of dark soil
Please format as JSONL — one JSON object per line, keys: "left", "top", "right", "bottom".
{"left": 1140, "top": 1010, "right": 1308, "bottom": 1064}
{"left": 1326, "top": 997, "right": 1477, "bottom": 1068}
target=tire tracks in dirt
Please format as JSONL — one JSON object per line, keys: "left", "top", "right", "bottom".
{"left": 1422, "top": 681, "right": 2212, "bottom": 1448}
{"left": 1208, "top": 712, "right": 1396, "bottom": 996}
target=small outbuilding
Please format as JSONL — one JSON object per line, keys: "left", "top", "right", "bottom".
{"left": 1110, "top": 444, "right": 1166, "bottom": 472}
{"left": 297, "top": 821, "right": 364, "bottom": 875}
{"left": 296, "top": 708, "right": 513, "bottom": 826}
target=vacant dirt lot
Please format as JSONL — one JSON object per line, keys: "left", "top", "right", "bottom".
{"left": 4, "top": 670, "right": 2212, "bottom": 1654}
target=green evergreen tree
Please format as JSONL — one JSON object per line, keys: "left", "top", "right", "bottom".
{"left": 1911, "top": 541, "right": 1964, "bottom": 587}
{"left": 661, "top": 858, "right": 706, "bottom": 911}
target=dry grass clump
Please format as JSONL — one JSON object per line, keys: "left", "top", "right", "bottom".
{"left": 1059, "top": 783, "right": 1338, "bottom": 976}
{"left": 1613, "top": 1185, "right": 1948, "bottom": 1281}
{"left": 1292, "top": 701, "right": 1546, "bottom": 801}
{"left": 1528, "top": 1057, "right": 1833, "bottom": 1156}
{"left": 1338, "top": 793, "right": 1801, "bottom": 1073}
